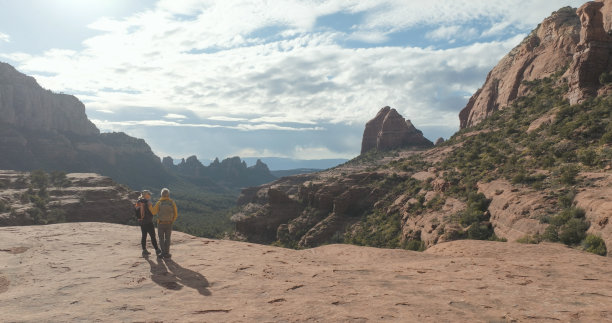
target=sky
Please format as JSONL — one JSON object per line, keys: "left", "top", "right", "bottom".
{"left": 0, "top": 0, "right": 589, "bottom": 164}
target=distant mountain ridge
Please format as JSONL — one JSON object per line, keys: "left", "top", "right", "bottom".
{"left": 0, "top": 61, "right": 276, "bottom": 192}
{"left": 162, "top": 155, "right": 276, "bottom": 190}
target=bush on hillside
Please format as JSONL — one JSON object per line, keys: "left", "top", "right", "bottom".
{"left": 30, "top": 170, "right": 49, "bottom": 189}
{"left": 582, "top": 234, "right": 607, "bottom": 256}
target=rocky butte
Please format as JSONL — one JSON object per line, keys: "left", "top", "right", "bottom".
{"left": 361, "top": 106, "right": 433, "bottom": 154}
{"left": 231, "top": 2, "right": 612, "bottom": 253}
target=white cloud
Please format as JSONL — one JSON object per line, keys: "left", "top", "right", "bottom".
{"left": 0, "top": 32, "right": 9, "bottom": 42}
{"left": 208, "top": 116, "right": 248, "bottom": 122}
{"left": 95, "top": 109, "right": 115, "bottom": 114}
{"left": 4, "top": 0, "right": 589, "bottom": 159}
{"left": 164, "top": 113, "right": 187, "bottom": 119}
{"left": 90, "top": 119, "right": 324, "bottom": 132}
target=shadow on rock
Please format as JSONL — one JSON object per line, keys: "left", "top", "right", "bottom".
{"left": 146, "top": 257, "right": 211, "bottom": 296}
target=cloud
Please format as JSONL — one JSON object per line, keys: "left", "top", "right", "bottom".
{"left": 208, "top": 116, "right": 248, "bottom": 122}
{"left": 164, "top": 113, "right": 187, "bottom": 119}
{"left": 0, "top": 32, "right": 9, "bottom": 42}
{"left": 90, "top": 119, "right": 324, "bottom": 132}
{"left": 2, "top": 0, "right": 589, "bottom": 159}
{"left": 95, "top": 109, "right": 115, "bottom": 114}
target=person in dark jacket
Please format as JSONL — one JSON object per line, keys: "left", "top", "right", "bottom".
{"left": 135, "top": 190, "right": 161, "bottom": 257}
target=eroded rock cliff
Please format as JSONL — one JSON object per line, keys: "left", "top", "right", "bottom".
{"left": 460, "top": 2, "right": 612, "bottom": 128}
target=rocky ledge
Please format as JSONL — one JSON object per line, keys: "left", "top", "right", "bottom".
{"left": 0, "top": 170, "right": 136, "bottom": 226}
{"left": 1, "top": 223, "right": 611, "bottom": 322}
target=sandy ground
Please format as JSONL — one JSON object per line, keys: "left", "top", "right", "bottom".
{"left": 1, "top": 223, "right": 612, "bottom": 322}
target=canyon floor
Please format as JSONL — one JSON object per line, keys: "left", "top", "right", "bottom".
{"left": 1, "top": 223, "right": 612, "bottom": 322}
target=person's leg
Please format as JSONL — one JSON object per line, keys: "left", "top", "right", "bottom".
{"left": 146, "top": 223, "right": 160, "bottom": 253}
{"left": 140, "top": 224, "right": 147, "bottom": 251}
{"left": 157, "top": 224, "right": 166, "bottom": 254}
{"left": 166, "top": 225, "right": 172, "bottom": 255}
{"left": 158, "top": 223, "right": 171, "bottom": 256}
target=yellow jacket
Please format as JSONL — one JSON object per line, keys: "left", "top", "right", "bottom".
{"left": 152, "top": 196, "right": 178, "bottom": 224}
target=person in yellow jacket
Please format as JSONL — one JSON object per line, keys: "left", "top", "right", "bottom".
{"left": 152, "top": 188, "right": 178, "bottom": 258}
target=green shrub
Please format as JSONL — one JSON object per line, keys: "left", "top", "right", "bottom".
{"left": 559, "top": 218, "right": 589, "bottom": 245}
{"left": 50, "top": 171, "right": 70, "bottom": 188}
{"left": 559, "top": 165, "right": 579, "bottom": 185}
{"left": 517, "top": 234, "right": 541, "bottom": 244}
{"left": 582, "top": 234, "right": 607, "bottom": 256}
{"left": 404, "top": 239, "right": 426, "bottom": 251}
{"left": 542, "top": 225, "right": 559, "bottom": 242}
{"left": 30, "top": 170, "right": 49, "bottom": 189}
{"left": 467, "top": 222, "right": 494, "bottom": 240}
{"left": 599, "top": 71, "right": 612, "bottom": 84}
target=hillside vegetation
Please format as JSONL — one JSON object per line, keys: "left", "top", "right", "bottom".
{"left": 347, "top": 72, "right": 610, "bottom": 255}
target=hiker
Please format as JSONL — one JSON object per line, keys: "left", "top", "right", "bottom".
{"left": 153, "top": 188, "right": 178, "bottom": 258}
{"left": 135, "top": 190, "right": 162, "bottom": 257}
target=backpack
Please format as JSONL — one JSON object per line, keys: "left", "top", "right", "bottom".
{"left": 158, "top": 199, "right": 174, "bottom": 222}
{"left": 134, "top": 202, "right": 143, "bottom": 220}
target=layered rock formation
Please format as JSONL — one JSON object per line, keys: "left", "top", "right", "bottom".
{"left": 461, "top": 1, "right": 612, "bottom": 128}
{"left": 565, "top": 0, "right": 612, "bottom": 104}
{"left": 0, "top": 62, "right": 171, "bottom": 189}
{"left": 459, "top": 6, "right": 581, "bottom": 128}
{"left": 3, "top": 223, "right": 612, "bottom": 322}
{"left": 0, "top": 63, "right": 98, "bottom": 136}
{"left": 0, "top": 170, "right": 136, "bottom": 226}
{"left": 361, "top": 106, "right": 433, "bottom": 154}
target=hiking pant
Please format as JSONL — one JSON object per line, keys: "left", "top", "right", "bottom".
{"left": 140, "top": 222, "right": 159, "bottom": 251}
{"left": 158, "top": 223, "right": 173, "bottom": 255}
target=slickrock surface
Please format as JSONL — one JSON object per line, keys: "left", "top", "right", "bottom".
{"left": 2, "top": 223, "right": 612, "bottom": 322}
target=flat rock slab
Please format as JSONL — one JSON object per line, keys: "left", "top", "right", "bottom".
{"left": 1, "top": 223, "right": 612, "bottom": 322}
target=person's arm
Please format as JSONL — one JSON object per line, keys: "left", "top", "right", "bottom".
{"left": 172, "top": 200, "right": 178, "bottom": 222}
{"left": 148, "top": 200, "right": 157, "bottom": 215}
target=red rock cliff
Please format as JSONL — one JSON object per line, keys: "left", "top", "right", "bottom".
{"left": 460, "top": 1, "right": 612, "bottom": 129}
{"left": 361, "top": 106, "right": 433, "bottom": 154}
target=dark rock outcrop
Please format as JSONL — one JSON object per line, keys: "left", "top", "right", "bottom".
{"left": 361, "top": 106, "right": 433, "bottom": 154}
{"left": 434, "top": 137, "right": 445, "bottom": 145}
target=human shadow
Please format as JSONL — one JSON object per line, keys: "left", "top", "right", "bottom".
{"left": 145, "top": 257, "right": 211, "bottom": 296}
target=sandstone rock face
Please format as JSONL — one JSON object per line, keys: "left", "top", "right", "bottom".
{"left": 0, "top": 170, "right": 136, "bottom": 226}
{"left": 461, "top": 1, "right": 612, "bottom": 128}
{"left": 233, "top": 171, "right": 383, "bottom": 247}
{"left": 361, "top": 106, "right": 432, "bottom": 154}
{"left": 0, "top": 63, "right": 171, "bottom": 189}
{"left": 477, "top": 180, "right": 553, "bottom": 242}
{"left": 459, "top": 7, "right": 580, "bottom": 128}
{"left": 0, "top": 63, "right": 98, "bottom": 136}
{"left": 2, "top": 223, "right": 612, "bottom": 322}
{"left": 565, "top": 0, "right": 612, "bottom": 104}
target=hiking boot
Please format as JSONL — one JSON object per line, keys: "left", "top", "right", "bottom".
{"left": 163, "top": 253, "right": 172, "bottom": 259}
{"left": 155, "top": 249, "right": 163, "bottom": 257}
{"left": 142, "top": 250, "right": 151, "bottom": 256}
